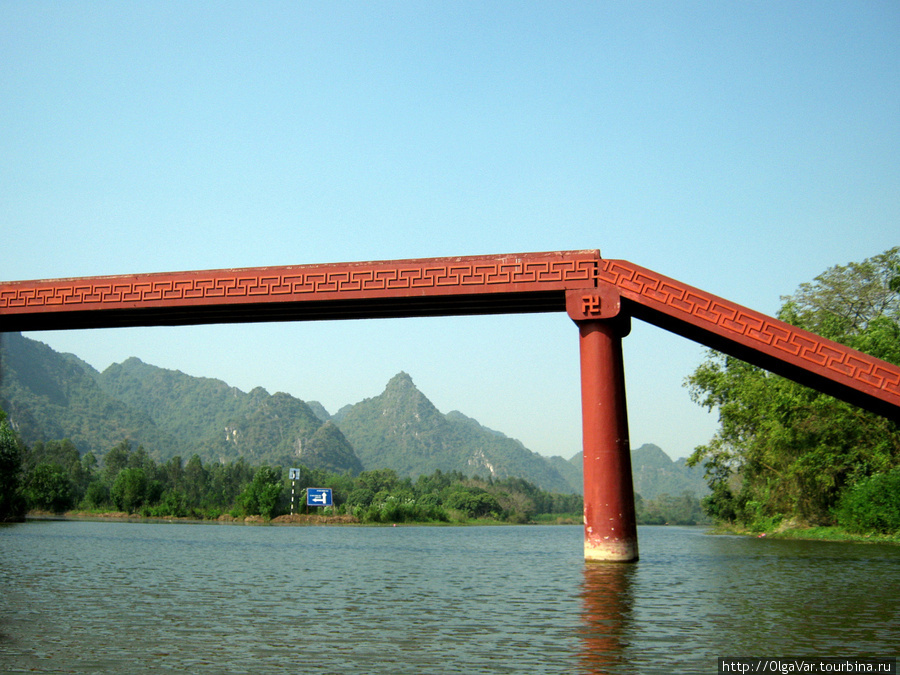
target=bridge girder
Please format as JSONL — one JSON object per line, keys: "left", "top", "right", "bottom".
{"left": 2, "top": 250, "right": 897, "bottom": 421}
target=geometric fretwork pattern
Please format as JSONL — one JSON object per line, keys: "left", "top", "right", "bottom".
{"left": 2, "top": 250, "right": 898, "bottom": 418}
{"left": 599, "top": 259, "right": 900, "bottom": 408}
{"left": 0, "top": 251, "right": 599, "bottom": 310}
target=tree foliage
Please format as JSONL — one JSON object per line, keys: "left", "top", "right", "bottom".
{"left": 25, "top": 462, "right": 75, "bottom": 512}
{"left": 5, "top": 419, "right": 709, "bottom": 526}
{"left": 634, "top": 491, "right": 709, "bottom": 526}
{"left": 4, "top": 428, "right": 584, "bottom": 524}
{"left": 0, "top": 414, "right": 27, "bottom": 521}
{"left": 110, "top": 467, "right": 151, "bottom": 513}
{"left": 834, "top": 469, "right": 900, "bottom": 534}
{"left": 238, "top": 466, "right": 282, "bottom": 519}
{"left": 686, "top": 248, "right": 900, "bottom": 530}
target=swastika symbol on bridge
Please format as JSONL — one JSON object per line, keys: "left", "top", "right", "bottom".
{"left": 581, "top": 295, "right": 602, "bottom": 316}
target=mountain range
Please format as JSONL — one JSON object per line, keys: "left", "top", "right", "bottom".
{"left": 0, "top": 332, "right": 707, "bottom": 498}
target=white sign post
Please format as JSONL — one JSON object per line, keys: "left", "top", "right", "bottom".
{"left": 289, "top": 468, "right": 301, "bottom": 515}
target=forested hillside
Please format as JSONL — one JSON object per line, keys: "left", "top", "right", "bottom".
{"left": 1, "top": 334, "right": 718, "bottom": 525}
{"left": 561, "top": 444, "right": 708, "bottom": 501}
{"left": 629, "top": 443, "right": 709, "bottom": 499}
{"left": 2, "top": 332, "right": 712, "bottom": 507}
{"left": 0, "top": 335, "right": 581, "bottom": 492}
{"left": 0, "top": 421, "right": 583, "bottom": 524}
{"left": 0, "top": 335, "right": 362, "bottom": 473}
{"left": 98, "top": 357, "right": 361, "bottom": 472}
{"left": 333, "top": 372, "right": 577, "bottom": 493}
{"left": 0, "top": 333, "right": 172, "bottom": 453}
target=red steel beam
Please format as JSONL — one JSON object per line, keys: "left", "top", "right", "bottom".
{"left": 1, "top": 250, "right": 898, "bottom": 420}
{"left": 0, "top": 250, "right": 601, "bottom": 330}
{"left": 598, "top": 259, "right": 900, "bottom": 422}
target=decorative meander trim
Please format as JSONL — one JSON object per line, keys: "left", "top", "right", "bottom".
{"left": 0, "top": 251, "right": 600, "bottom": 311}
{"left": 599, "top": 259, "right": 900, "bottom": 402}
{"left": 1, "top": 251, "right": 897, "bottom": 415}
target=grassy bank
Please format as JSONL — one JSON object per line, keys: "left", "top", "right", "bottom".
{"left": 765, "top": 526, "right": 900, "bottom": 544}
{"left": 25, "top": 509, "right": 584, "bottom": 527}
{"left": 707, "top": 521, "right": 900, "bottom": 544}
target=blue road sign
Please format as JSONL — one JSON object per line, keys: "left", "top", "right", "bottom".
{"left": 306, "top": 488, "right": 333, "bottom": 507}
{"left": 289, "top": 468, "right": 301, "bottom": 480}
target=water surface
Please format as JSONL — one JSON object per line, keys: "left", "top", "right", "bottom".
{"left": 1, "top": 521, "right": 896, "bottom": 673}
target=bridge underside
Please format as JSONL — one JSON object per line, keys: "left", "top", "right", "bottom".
{"left": 3, "top": 250, "right": 898, "bottom": 561}
{"left": 1, "top": 289, "right": 569, "bottom": 330}
{"left": 624, "top": 299, "right": 900, "bottom": 421}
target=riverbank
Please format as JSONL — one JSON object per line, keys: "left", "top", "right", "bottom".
{"left": 708, "top": 521, "right": 900, "bottom": 544}
{"left": 23, "top": 510, "right": 363, "bottom": 526}
{"left": 22, "top": 510, "right": 581, "bottom": 527}
{"left": 24, "top": 511, "right": 898, "bottom": 542}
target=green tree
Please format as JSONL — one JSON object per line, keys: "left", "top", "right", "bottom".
{"left": 414, "top": 468, "right": 452, "bottom": 495}
{"left": 346, "top": 487, "right": 375, "bottom": 508}
{"left": 445, "top": 486, "right": 501, "bottom": 518}
{"left": 164, "top": 456, "right": 184, "bottom": 491}
{"left": 151, "top": 488, "right": 189, "bottom": 518}
{"left": 356, "top": 468, "right": 399, "bottom": 495}
{"left": 687, "top": 248, "right": 900, "bottom": 528}
{"left": 238, "top": 466, "right": 283, "bottom": 519}
{"left": 83, "top": 480, "right": 110, "bottom": 509}
{"left": 0, "top": 415, "right": 27, "bottom": 521}
{"left": 834, "top": 469, "right": 900, "bottom": 534}
{"left": 128, "top": 445, "right": 156, "bottom": 473}
{"left": 25, "top": 439, "right": 92, "bottom": 503}
{"left": 111, "top": 467, "right": 150, "bottom": 513}
{"left": 80, "top": 452, "right": 98, "bottom": 489}
{"left": 208, "top": 458, "right": 254, "bottom": 510}
{"left": 183, "top": 454, "right": 209, "bottom": 507}
{"left": 24, "top": 462, "right": 75, "bottom": 512}
{"left": 103, "top": 441, "right": 132, "bottom": 484}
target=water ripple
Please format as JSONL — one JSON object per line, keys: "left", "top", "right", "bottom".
{"left": 1, "top": 522, "right": 897, "bottom": 674}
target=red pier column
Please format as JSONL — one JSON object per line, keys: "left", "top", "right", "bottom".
{"left": 578, "top": 318, "right": 638, "bottom": 562}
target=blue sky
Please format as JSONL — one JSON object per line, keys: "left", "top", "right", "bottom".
{"left": 2, "top": 2, "right": 898, "bottom": 461}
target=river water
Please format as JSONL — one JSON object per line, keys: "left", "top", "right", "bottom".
{"left": 0, "top": 521, "right": 897, "bottom": 674}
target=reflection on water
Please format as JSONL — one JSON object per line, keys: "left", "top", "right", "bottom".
{"left": 575, "top": 527, "right": 900, "bottom": 674}
{"left": 1, "top": 522, "right": 897, "bottom": 674}
{"left": 578, "top": 562, "right": 635, "bottom": 675}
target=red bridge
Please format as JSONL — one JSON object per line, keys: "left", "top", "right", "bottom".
{"left": 3, "top": 250, "right": 898, "bottom": 561}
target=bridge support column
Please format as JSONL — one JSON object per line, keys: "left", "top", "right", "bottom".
{"left": 578, "top": 318, "right": 638, "bottom": 563}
